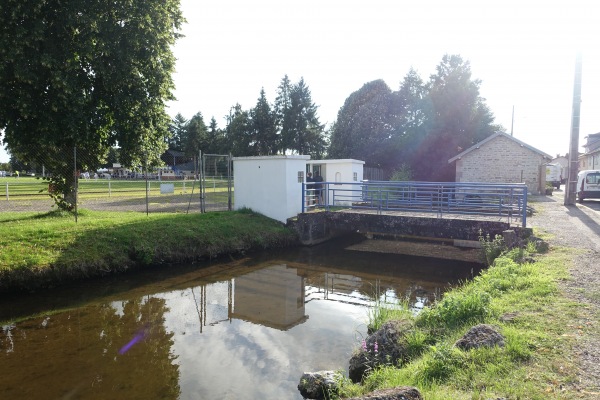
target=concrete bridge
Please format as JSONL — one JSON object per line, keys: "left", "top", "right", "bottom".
{"left": 290, "top": 209, "right": 532, "bottom": 247}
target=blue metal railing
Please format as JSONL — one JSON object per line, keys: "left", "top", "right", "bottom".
{"left": 302, "top": 181, "right": 528, "bottom": 227}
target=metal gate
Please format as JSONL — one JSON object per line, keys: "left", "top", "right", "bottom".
{"left": 200, "top": 153, "right": 233, "bottom": 212}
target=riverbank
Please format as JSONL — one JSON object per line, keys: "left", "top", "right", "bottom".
{"left": 329, "top": 194, "right": 600, "bottom": 399}
{"left": 0, "top": 209, "right": 299, "bottom": 293}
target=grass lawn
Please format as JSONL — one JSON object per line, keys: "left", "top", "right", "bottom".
{"left": 0, "top": 208, "right": 297, "bottom": 292}
{"left": 0, "top": 176, "right": 231, "bottom": 201}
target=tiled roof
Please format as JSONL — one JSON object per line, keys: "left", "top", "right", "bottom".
{"left": 448, "top": 131, "right": 552, "bottom": 163}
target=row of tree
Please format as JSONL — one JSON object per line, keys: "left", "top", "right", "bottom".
{"left": 167, "top": 75, "right": 328, "bottom": 161}
{"left": 170, "top": 55, "right": 500, "bottom": 182}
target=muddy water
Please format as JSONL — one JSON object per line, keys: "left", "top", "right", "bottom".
{"left": 0, "top": 236, "right": 482, "bottom": 399}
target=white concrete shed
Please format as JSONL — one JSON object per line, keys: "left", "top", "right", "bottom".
{"left": 233, "top": 155, "right": 310, "bottom": 223}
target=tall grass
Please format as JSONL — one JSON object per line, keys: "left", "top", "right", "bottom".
{"left": 337, "top": 243, "right": 581, "bottom": 399}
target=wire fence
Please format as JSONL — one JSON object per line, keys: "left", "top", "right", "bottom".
{"left": 0, "top": 148, "right": 233, "bottom": 216}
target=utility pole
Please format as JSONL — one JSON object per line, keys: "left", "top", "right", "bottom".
{"left": 511, "top": 106, "right": 514, "bottom": 136}
{"left": 565, "top": 53, "right": 583, "bottom": 206}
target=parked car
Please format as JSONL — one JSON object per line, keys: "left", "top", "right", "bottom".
{"left": 577, "top": 170, "right": 600, "bottom": 202}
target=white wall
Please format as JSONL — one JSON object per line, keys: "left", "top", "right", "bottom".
{"left": 308, "top": 159, "right": 365, "bottom": 205}
{"left": 233, "top": 155, "right": 310, "bottom": 223}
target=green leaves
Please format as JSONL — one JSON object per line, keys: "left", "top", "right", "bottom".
{"left": 0, "top": 0, "right": 184, "bottom": 207}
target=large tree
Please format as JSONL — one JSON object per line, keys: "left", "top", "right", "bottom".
{"left": 206, "top": 116, "right": 225, "bottom": 154}
{"left": 274, "top": 75, "right": 293, "bottom": 154}
{"left": 169, "top": 113, "right": 188, "bottom": 152}
{"left": 185, "top": 112, "right": 208, "bottom": 162}
{"left": 412, "top": 55, "right": 498, "bottom": 181}
{"left": 328, "top": 79, "right": 403, "bottom": 171}
{"left": 250, "top": 88, "right": 278, "bottom": 155}
{"left": 224, "top": 104, "right": 253, "bottom": 156}
{"left": 0, "top": 0, "right": 183, "bottom": 209}
{"left": 275, "top": 76, "right": 326, "bottom": 158}
{"left": 396, "top": 69, "right": 431, "bottom": 163}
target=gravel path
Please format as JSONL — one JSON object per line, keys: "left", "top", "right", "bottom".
{"left": 527, "top": 190, "right": 600, "bottom": 395}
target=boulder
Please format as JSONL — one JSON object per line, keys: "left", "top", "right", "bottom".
{"left": 454, "top": 324, "right": 505, "bottom": 351}
{"left": 348, "top": 320, "right": 412, "bottom": 383}
{"left": 343, "top": 386, "right": 423, "bottom": 400}
{"left": 298, "top": 370, "right": 341, "bottom": 400}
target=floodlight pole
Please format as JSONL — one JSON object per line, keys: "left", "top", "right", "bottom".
{"left": 565, "top": 53, "right": 583, "bottom": 206}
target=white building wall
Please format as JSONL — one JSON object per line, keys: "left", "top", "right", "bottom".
{"left": 233, "top": 155, "right": 310, "bottom": 223}
{"left": 307, "top": 159, "right": 365, "bottom": 205}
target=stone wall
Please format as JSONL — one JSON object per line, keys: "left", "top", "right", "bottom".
{"left": 455, "top": 135, "right": 546, "bottom": 194}
{"left": 291, "top": 211, "right": 532, "bottom": 246}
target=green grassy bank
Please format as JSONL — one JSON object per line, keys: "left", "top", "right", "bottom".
{"left": 334, "top": 240, "right": 591, "bottom": 399}
{"left": 0, "top": 209, "right": 298, "bottom": 293}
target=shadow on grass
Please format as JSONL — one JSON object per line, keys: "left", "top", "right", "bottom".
{"left": 0, "top": 209, "right": 72, "bottom": 224}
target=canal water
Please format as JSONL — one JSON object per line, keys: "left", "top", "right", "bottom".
{"left": 0, "top": 236, "right": 481, "bottom": 399}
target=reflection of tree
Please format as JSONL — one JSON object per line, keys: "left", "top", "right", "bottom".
{"left": 100, "top": 297, "right": 180, "bottom": 399}
{"left": 0, "top": 297, "right": 180, "bottom": 400}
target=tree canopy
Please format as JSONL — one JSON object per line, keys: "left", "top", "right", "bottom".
{"left": 328, "top": 79, "right": 403, "bottom": 170}
{"left": 329, "top": 55, "right": 499, "bottom": 180}
{"left": 412, "top": 55, "right": 499, "bottom": 180}
{"left": 0, "top": 0, "right": 184, "bottom": 207}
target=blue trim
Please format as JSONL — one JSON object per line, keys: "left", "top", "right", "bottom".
{"left": 306, "top": 181, "right": 528, "bottom": 227}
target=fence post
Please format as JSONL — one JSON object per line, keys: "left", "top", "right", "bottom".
{"left": 145, "top": 154, "right": 149, "bottom": 216}
{"left": 108, "top": 181, "right": 111, "bottom": 197}
{"left": 74, "top": 146, "right": 78, "bottom": 223}
{"left": 227, "top": 153, "right": 232, "bottom": 211}
{"left": 5, "top": 182, "right": 8, "bottom": 200}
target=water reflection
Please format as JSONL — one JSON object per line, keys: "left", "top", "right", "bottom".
{"left": 0, "top": 238, "right": 481, "bottom": 399}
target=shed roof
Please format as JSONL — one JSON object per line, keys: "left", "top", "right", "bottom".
{"left": 448, "top": 131, "right": 552, "bottom": 164}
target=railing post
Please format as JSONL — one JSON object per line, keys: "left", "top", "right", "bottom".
{"left": 522, "top": 187, "right": 528, "bottom": 227}
{"left": 302, "top": 182, "right": 305, "bottom": 213}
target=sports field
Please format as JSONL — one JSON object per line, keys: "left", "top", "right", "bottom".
{"left": 0, "top": 176, "right": 232, "bottom": 213}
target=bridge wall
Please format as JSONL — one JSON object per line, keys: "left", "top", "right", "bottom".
{"left": 291, "top": 211, "right": 532, "bottom": 246}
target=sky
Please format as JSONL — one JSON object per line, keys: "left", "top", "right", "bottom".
{"left": 1, "top": 0, "right": 598, "bottom": 163}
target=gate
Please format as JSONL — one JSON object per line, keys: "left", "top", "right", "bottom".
{"left": 200, "top": 153, "right": 233, "bottom": 212}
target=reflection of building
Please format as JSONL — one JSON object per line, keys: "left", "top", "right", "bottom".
{"left": 232, "top": 265, "right": 307, "bottom": 330}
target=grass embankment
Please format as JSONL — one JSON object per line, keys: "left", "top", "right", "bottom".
{"left": 337, "top": 241, "right": 588, "bottom": 399}
{"left": 0, "top": 209, "right": 298, "bottom": 293}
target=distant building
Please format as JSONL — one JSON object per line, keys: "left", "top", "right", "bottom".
{"left": 550, "top": 155, "right": 568, "bottom": 184}
{"left": 448, "top": 131, "right": 552, "bottom": 195}
{"left": 580, "top": 133, "right": 600, "bottom": 170}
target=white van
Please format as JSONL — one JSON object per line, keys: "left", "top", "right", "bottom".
{"left": 545, "top": 163, "right": 562, "bottom": 189}
{"left": 577, "top": 170, "right": 600, "bottom": 202}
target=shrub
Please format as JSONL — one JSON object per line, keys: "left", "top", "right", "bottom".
{"left": 479, "top": 231, "right": 506, "bottom": 266}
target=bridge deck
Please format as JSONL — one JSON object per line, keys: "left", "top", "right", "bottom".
{"left": 336, "top": 208, "right": 524, "bottom": 228}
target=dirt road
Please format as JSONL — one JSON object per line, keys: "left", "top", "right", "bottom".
{"left": 527, "top": 189, "right": 600, "bottom": 394}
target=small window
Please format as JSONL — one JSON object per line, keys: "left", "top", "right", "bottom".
{"left": 353, "top": 172, "right": 358, "bottom": 181}
{"left": 298, "top": 171, "right": 304, "bottom": 183}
